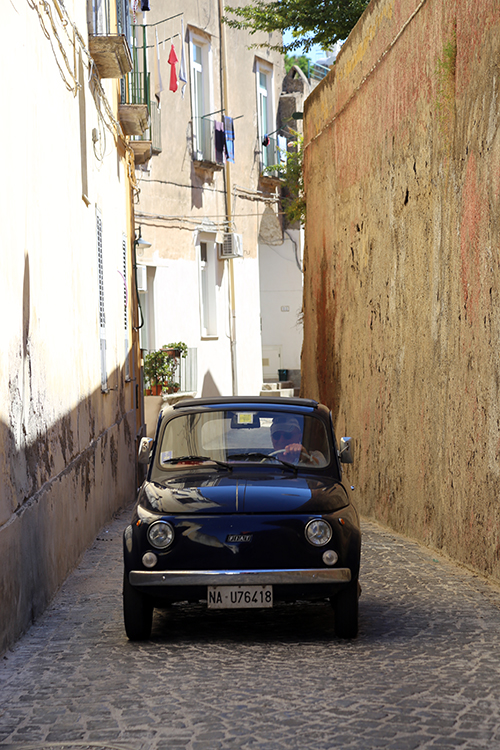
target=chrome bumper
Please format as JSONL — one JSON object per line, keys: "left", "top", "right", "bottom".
{"left": 129, "top": 568, "right": 351, "bottom": 587}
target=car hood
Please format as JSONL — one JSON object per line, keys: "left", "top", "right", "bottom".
{"left": 140, "top": 473, "right": 349, "bottom": 514}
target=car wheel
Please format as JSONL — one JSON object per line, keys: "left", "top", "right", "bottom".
{"left": 123, "top": 571, "right": 154, "bottom": 640}
{"left": 331, "top": 581, "right": 358, "bottom": 639}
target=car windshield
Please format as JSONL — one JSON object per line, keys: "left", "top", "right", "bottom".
{"left": 156, "top": 409, "right": 331, "bottom": 470}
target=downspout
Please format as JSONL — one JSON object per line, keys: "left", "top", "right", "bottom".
{"left": 218, "top": 0, "right": 238, "bottom": 396}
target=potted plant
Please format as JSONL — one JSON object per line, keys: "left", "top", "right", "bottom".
{"left": 143, "top": 342, "right": 188, "bottom": 395}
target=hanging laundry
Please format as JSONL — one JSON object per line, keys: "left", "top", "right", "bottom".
{"left": 179, "top": 20, "right": 188, "bottom": 99}
{"left": 154, "top": 28, "right": 164, "bottom": 105}
{"left": 140, "top": 0, "right": 150, "bottom": 10}
{"left": 224, "top": 116, "right": 235, "bottom": 163}
{"left": 168, "top": 43, "right": 178, "bottom": 93}
{"left": 214, "top": 121, "right": 226, "bottom": 164}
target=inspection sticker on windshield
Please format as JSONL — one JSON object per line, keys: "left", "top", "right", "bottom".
{"left": 160, "top": 451, "right": 173, "bottom": 464}
{"left": 207, "top": 585, "right": 273, "bottom": 609}
{"left": 236, "top": 413, "right": 254, "bottom": 424}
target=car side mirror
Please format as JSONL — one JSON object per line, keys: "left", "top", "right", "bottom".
{"left": 339, "top": 437, "right": 353, "bottom": 464}
{"left": 138, "top": 437, "right": 153, "bottom": 464}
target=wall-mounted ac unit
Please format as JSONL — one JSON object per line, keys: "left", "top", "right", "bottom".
{"left": 136, "top": 264, "right": 147, "bottom": 292}
{"left": 219, "top": 233, "right": 243, "bottom": 259}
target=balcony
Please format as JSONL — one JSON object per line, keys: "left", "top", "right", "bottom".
{"left": 130, "top": 100, "right": 162, "bottom": 165}
{"left": 88, "top": 0, "right": 132, "bottom": 78}
{"left": 119, "top": 72, "right": 150, "bottom": 136}
{"left": 192, "top": 118, "right": 224, "bottom": 171}
{"left": 259, "top": 135, "right": 285, "bottom": 185}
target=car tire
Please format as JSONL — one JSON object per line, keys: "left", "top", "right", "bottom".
{"left": 123, "top": 571, "right": 154, "bottom": 640}
{"left": 331, "top": 581, "right": 359, "bottom": 639}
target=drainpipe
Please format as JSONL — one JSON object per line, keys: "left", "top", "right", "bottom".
{"left": 218, "top": 0, "right": 238, "bottom": 396}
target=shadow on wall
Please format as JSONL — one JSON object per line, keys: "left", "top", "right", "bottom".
{"left": 201, "top": 370, "right": 221, "bottom": 397}
{"left": 0, "top": 362, "right": 139, "bottom": 656}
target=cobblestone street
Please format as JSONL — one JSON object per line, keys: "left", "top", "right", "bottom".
{"left": 1, "top": 503, "right": 500, "bottom": 750}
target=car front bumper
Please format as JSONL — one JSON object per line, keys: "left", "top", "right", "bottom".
{"left": 129, "top": 568, "right": 352, "bottom": 587}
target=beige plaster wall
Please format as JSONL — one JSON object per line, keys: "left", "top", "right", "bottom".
{"left": 302, "top": 0, "right": 500, "bottom": 579}
{"left": 1, "top": 0, "right": 139, "bottom": 653}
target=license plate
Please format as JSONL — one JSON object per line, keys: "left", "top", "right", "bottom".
{"left": 207, "top": 585, "right": 273, "bottom": 609}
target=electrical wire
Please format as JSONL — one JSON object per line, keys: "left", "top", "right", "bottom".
{"left": 26, "top": 0, "right": 140, "bottom": 199}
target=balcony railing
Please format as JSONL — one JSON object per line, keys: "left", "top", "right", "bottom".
{"left": 89, "top": 0, "right": 130, "bottom": 37}
{"left": 121, "top": 71, "right": 150, "bottom": 106}
{"left": 260, "top": 135, "right": 287, "bottom": 179}
{"left": 193, "top": 117, "right": 216, "bottom": 165}
{"left": 308, "top": 62, "right": 331, "bottom": 81}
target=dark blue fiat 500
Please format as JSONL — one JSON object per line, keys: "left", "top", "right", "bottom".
{"left": 123, "top": 396, "right": 360, "bottom": 639}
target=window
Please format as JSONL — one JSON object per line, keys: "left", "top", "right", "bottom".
{"left": 122, "top": 234, "right": 130, "bottom": 381}
{"left": 189, "top": 32, "right": 213, "bottom": 161}
{"left": 96, "top": 207, "right": 107, "bottom": 391}
{"left": 256, "top": 61, "right": 276, "bottom": 170}
{"left": 199, "top": 240, "right": 217, "bottom": 337}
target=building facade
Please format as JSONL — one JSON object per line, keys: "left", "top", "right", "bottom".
{"left": 1, "top": 0, "right": 145, "bottom": 653}
{"left": 129, "top": 1, "right": 292, "bottom": 400}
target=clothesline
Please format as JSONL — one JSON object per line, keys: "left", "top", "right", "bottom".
{"left": 131, "top": 12, "right": 183, "bottom": 29}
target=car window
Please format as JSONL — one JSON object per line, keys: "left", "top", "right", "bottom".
{"left": 156, "top": 410, "right": 331, "bottom": 469}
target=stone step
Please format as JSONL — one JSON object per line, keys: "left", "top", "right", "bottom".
{"left": 259, "top": 388, "right": 295, "bottom": 398}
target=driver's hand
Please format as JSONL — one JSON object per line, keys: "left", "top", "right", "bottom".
{"left": 282, "top": 443, "right": 305, "bottom": 461}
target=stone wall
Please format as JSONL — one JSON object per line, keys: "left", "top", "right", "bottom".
{"left": 302, "top": 0, "right": 500, "bottom": 579}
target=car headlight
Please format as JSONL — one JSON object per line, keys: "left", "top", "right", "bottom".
{"left": 147, "top": 520, "right": 175, "bottom": 549}
{"left": 305, "top": 519, "right": 333, "bottom": 546}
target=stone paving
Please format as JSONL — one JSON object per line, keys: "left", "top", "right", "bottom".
{"left": 1, "top": 503, "right": 500, "bottom": 750}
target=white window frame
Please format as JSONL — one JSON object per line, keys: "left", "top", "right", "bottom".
{"left": 255, "top": 59, "right": 275, "bottom": 169}
{"left": 196, "top": 233, "right": 218, "bottom": 338}
{"left": 96, "top": 206, "right": 107, "bottom": 391}
{"left": 189, "top": 30, "right": 214, "bottom": 161}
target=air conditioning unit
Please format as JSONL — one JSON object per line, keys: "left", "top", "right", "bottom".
{"left": 136, "top": 264, "right": 147, "bottom": 292}
{"left": 219, "top": 233, "right": 243, "bottom": 259}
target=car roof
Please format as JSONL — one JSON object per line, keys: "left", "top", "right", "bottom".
{"left": 171, "top": 396, "right": 328, "bottom": 415}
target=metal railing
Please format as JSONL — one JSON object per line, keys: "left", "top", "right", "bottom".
{"left": 260, "top": 135, "right": 287, "bottom": 178}
{"left": 89, "top": 0, "right": 131, "bottom": 37}
{"left": 308, "top": 62, "right": 331, "bottom": 81}
{"left": 120, "top": 71, "right": 150, "bottom": 105}
{"left": 192, "top": 117, "right": 217, "bottom": 163}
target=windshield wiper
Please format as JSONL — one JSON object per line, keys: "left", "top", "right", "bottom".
{"left": 229, "top": 452, "right": 297, "bottom": 473}
{"left": 164, "top": 455, "right": 232, "bottom": 471}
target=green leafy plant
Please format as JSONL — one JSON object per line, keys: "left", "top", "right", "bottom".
{"left": 224, "top": 0, "right": 369, "bottom": 54}
{"left": 143, "top": 342, "right": 188, "bottom": 394}
{"left": 285, "top": 53, "right": 310, "bottom": 77}
{"left": 264, "top": 131, "right": 305, "bottom": 225}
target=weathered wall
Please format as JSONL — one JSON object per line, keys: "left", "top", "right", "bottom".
{"left": 302, "top": 0, "right": 500, "bottom": 579}
{"left": 1, "top": 0, "right": 140, "bottom": 653}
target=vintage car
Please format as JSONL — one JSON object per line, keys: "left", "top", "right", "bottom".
{"left": 123, "top": 396, "right": 361, "bottom": 640}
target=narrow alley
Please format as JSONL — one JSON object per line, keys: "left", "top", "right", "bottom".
{"left": 1, "top": 505, "right": 500, "bottom": 750}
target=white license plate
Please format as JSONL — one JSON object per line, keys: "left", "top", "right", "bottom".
{"left": 207, "top": 585, "right": 273, "bottom": 609}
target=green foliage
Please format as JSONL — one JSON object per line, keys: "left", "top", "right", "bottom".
{"left": 165, "top": 342, "right": 188, "bottom": 358}
{"left": 282, "top": 132, "right": 305, "bottom": 225}
{"left": 224, "top": 0, "right": 370, "bottom": 53}
{"left": 285, "top": 53, "right": 310, "bottom": 77}
{"left": 143, "top": 342, "right": 188, "bottom": 392}
{"left": 264, "top": 131, "right": 305, "bottom": 225}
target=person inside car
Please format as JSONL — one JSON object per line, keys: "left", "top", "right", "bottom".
{"left": 270, "top": 416, "right": 325, "bottom": 466}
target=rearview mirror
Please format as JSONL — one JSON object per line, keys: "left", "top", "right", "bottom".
{"left": 138, "top": 437, "right": 153, "bottom": 464}
{"left": 339, "top": 437, "right": 353, "bottom": 464}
